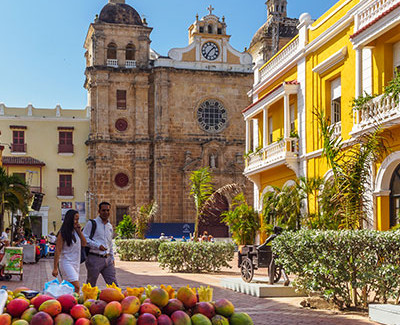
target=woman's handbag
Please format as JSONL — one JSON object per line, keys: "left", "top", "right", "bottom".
{"left": 80, "top": 219, "right": 97, "bottom": 264}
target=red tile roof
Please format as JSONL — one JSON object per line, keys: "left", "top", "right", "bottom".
{"left": 242, "top": 80, "right": 299, "bottom": 114}
{"left": 2, "top": 156, "right": 45, "bottom": 166}
{"left": 351, "top": 2, "right": 400, "bottom": 38}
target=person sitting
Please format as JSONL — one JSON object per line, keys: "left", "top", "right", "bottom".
{"left": 159, "top": 233, "right": 167, "bottom": 240}
{"left": 201, "top": 231, "right": 209, "bottom": 242}
{"left": 170, "top": 236, "right": 176, "bottom": 242}
{"left": 181, "top": 236, "right": 187, "bottom": 242}
{"left": 208, "top": 235, "right": 214, "bottom": 243}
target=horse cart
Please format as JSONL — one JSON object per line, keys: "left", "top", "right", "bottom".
{"left": 237, "top": 227, "right": 289, "bottom": 285}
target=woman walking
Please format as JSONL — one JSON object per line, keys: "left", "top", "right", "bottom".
{"left": 52, "top": 209, "right": 87, "bottom": 293}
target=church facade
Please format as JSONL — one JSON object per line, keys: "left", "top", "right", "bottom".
{"left": 84, "top": 0, "right": 254, "bottom": 230}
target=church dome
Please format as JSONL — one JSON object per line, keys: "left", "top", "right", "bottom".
{"left": 99, "top": 2, "right": 143, "bottom": 26}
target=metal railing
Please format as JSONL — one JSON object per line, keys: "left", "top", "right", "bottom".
{"left": 57, "top": 187, "right": 74, "bottom": 196}
{"left": 58, "top": 143, "right": 74, "bottom": 154}
{"left": 11, "top": 143, "right": 26, "bottom": 153}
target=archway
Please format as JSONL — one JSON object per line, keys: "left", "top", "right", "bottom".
{"left": 199, "top": 192, "right": 229, "bottom": 237}
{"left": 389, "top": 164, "right": 400, "bottom": 227}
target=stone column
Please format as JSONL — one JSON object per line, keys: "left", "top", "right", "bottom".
{"left": 283, "top": 93, "right": 290, "bottom": 138}
{"left": 355, "top": 47, "right": 363, "bottom": 124}
{"left": 245, "top": 119, "right": 251, "bottom": 152}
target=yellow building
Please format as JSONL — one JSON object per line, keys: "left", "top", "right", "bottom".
{"left": 0, "top": 103, "right": 89, "bottom": 235}
{"left": 243, "top": 0, "right": 400, "bottom": 231}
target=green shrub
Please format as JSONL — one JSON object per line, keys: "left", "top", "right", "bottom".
{"left": 115, "top": 214, "right": 136, "bottom": 239}
{"left": 115, "top": 239, "right": 163, "bottom": 261}
{"left": 158, "top": 242, "right": 235, "bottom": 273}
{"left": 273, "top": 230, "right": 400, "bottom": 308}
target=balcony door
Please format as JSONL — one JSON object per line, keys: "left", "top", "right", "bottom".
{"left": 390, "top": 163, "right": 400, "bottom": 227}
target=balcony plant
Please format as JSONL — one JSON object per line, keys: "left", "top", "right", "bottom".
{"left": 351, "top": 91, "right": 377, "bottom": 111}
{"left": 383, "top": 71, "right": 400, "bottom": 103}
{"left": 289, "top": 130, "right": 299, "bottom": 138}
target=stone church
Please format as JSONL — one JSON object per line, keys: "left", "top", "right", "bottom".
{"left": 84, "top": 0, "right": 255, "bottom": 235}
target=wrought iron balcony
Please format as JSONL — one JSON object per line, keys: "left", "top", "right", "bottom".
{"left": 244, "top": 137, "right": 299, "bottom": 175}
{"left": 57, "top": 187, "right": 74, "bottom": 197}
{"left": 58, "top": 143, "right": 74, "bottom": 154}
{"left": 11, "top": 143, "right": 26, "bottom": 153}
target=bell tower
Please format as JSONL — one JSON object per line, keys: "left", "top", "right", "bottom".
{"left": 266, "top": 0, "right": 287, "bottom": 18}
{"left": 84, "top": 0, "right": 153, "bottom": 221}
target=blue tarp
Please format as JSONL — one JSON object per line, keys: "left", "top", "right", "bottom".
{"left": 146, "top": 223, "right": 194, "bottom": 239}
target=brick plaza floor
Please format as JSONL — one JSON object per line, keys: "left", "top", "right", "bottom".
{"left": 0, "top": 256, "right": 377, "bottom": 325}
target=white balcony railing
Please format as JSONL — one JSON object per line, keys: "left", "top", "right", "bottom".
{"left": 125, "top": 60, "right": 136, "bottom": 68}
{"left": 259, "top": 37, "right": 300, "bottom": 83}
{"left": 329, "top": 122, "right": 342, "bottom": 138}
{"left": 355, "top": 0, "right": 399, "bottom": 32}
{"left": 245, "top": 137, "right": 299, "bottom": 174}
{"left": 107, "top": 59, "right": 118, "bottom": 68}
{"left": 353, "top": 93, "right": 400, "bottom": 133}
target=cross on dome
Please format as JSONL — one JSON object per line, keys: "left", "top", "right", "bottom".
{"left": 207, "top": 5, "right": 215, "bottom": 15}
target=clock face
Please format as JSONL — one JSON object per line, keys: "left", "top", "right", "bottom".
{"left": 197, "top": 100, "right": 227, "bottom": 133}
{"left": 202, "top": 42, "right": 219, "bottom": 61}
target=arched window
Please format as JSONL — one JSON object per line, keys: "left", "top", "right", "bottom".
{"left": 107, "top": 43, "right": 117, "bottom": 60}
{"left": 126, "top": 44, "right": 135, "bottom": 60}
{"left": 208, "top": 25, "right": 213, "bottom": 34}
{"left": 390, "top": 164, "right": 400, "bottom": 227}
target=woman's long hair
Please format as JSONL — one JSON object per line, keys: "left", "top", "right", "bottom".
{"left": 60, "top": 209, "right": 78, "bottom": 246}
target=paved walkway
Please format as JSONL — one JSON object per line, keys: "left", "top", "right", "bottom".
{"left": 1, "top": 257, "right": 377, "bottom": 325}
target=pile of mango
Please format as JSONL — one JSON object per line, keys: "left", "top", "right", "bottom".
{"left": 0, "top": 284, "right": 253, "bottom": 325}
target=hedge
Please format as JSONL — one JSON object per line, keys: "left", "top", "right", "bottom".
{"left": 115, "top": 239, "right": 163, "bottom": 261}
{"left": 158, "top": 242, "right": 235, "bottom": 273}
{"left": 272, "top": 230, "right": 400, "bottom": 308}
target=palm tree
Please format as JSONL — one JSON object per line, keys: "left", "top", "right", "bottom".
{"left": 316, "top": 109, "right": 389, "bottom": 229}
{"left": 135, "top": 201, "right": 158, "bottom": 239}
{"left": 189, "top": 167, "right": 214, "bottom": 240}
{"left": 0, "top": 167, "right": 31, "bottom": 232}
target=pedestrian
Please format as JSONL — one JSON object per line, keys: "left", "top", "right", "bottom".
{"left": 52, "top": 209, "right": 87, "bottom": 293}
{"left": 159, "top": 233, "right": 167, "bottom": 240}
{"left": 208, "top": 235, "right": 215, "bottom": 243}
{"left": 39, "top": 236, "right": 47, "bottom": 258}
{"left": 170, "top": 236, "right": 176, "bottom": 242}
{"left": 0, "top": 228, "right": 10, "bottom": 241}
{"left": 181, "top": 236, "right": 187, "bottom": 242}
{"left": 201, "top": 231, "right": 209, "bottom": 242}
{"left": 83, "top": 202, "right": 118, "bottom": 286}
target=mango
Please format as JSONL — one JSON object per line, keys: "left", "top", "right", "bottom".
{"left": 0, "top": 313, "right": 12, "bottom": 325}
{"left": 54, "top": 313, "right": 74, "bottom": 325}
{"left": 31, "top": 295, "right": 54, "bottom": 310}
{"left": 6, "top": 299, "right": 30, "bottom": 318}
{"left": 138, "top": 303, "right": 161, "bottom": 318}
{"left": 20, "top": 307, "right": 37, "bottom": 322}
{"left": 39, "top": 299, "right": 62, "bottom": 317}
{"left": 74, "top": 318, "right": 91, "bottom": 325}
{"left": 104, "top": 301, "right": 122, "bottom": 321}
{"left": 170, "top": 311, "right": 191, "bottom": 325}
{"left": 229, "top": 312, "right": 253, "bottom": 325}
{"left": 13, "top": 288, "right": 30, "bottom": 297}
{"left": 99, "top": 288, "right": 124, "bottom": 303}
{"left": 191, "top": 314, "right": 212, "bottom": 325}
{"left": 149, "top": 288, "right": 169, "bottom": 308}
{"left": 56, "top": 294, "right": 77, "bottom": 314}
{"left": 176, "top": 287, "right": 197, "bottom": 309}
{"left": 136, "top": 313, "right": 156, "bottom": 325}
{"left": 162, "top": 299, "right": 184, "bottom": 316}
{"left": 83, "top": 299, "right": 96, "bottom": 309}
{"left": 70, "top": 305, "right": 91, "bottom": 320}
{"left": 213, "top": 299, "right": 234, "bottom": 318}
{"left": 30, "top": 312, "right": 53, "bottom": 325}
{"left": 211, "top": 315, "right": 229, "bottom": 325}
{"left": 116, "top": 314, "right": 136, "bottom": 325}
{"left": 193, "top": 302, "right": 215, "bottom": 319}
{"left": 91, "top": 315, "right": 111, "bottom": 325}
{"left": 89, "top": 300, "right": 107, "bottom": 316}
{"left": 11, "top": 320, "right": 28, "bottom": 325}
{"left": 157, "top": 314, "right": 172, "bottom": 325}
{"left": 121, "top": 296, "right": 140, "bottom": 315}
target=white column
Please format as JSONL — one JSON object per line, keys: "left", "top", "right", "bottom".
{"left": 245, "top": 119, "right": 250, "bottom": 152}
{"left": 252, "top": 119, "right": 259, "bottom": 151}
{"left": 284, "top": 94, "right": 290, "bottom": 138}
{"left": 355, "top": 47, "right": 363, "bottom": 124}
{"left": 263, "top": 107, "right": 268, "bottom": 147}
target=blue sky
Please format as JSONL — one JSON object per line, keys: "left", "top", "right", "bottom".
{"left": 0, "top": 0, "right": 337, "bottom": 109}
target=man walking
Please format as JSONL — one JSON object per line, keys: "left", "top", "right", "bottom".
{"left": 83, "top": 202, "right": 118, "bottom": 286}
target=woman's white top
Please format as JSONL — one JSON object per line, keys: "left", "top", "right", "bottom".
{"left": 60, "top": 230, "right": 81, "bottom": 265}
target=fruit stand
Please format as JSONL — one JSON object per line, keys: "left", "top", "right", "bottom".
{"left": 0, "top": 283, "right": 254, "bottom": 325}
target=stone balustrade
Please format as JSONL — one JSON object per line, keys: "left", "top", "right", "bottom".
{"left": 355, "top": 0, "right": 399, "bottom": 32}
{"left": 245, "top": 137, "right": 299, "bottom": 174}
